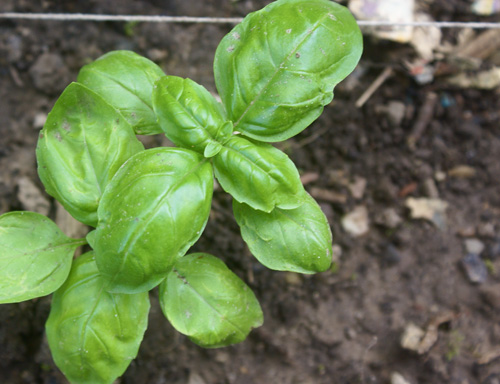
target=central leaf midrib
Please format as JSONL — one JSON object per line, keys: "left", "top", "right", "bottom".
{"left": 109, "top": 158, "right": 209, "bottom": 284}
{"left": 233, "top": 13, "right": 329, "bottom": 129}
{"left": 174, "top": 268, "right": 247, "bottom": 338}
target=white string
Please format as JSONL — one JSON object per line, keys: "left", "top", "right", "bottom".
{"left": 0, "top": 12, "right": 499, "bottom": 28}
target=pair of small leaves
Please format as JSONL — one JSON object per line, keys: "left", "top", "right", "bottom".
{"left": 153, "top": 76, "right": 232, "bottom": 156}
{"left": 46, "top": 252, "right": 150, "bottom": 384}
{"left": 152, "top": 76, "right": 304, "bottom": 213}
{"left": 93, "top": 148, "right": 214, "bottom": 294}
{"left": 0, "top": 212, "right": 85, "bottom": 304}
{"left": 160, "top": 253, "right": 263, "bottom": 348}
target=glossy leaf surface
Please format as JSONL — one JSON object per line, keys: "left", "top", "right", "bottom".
{"left": 0, "top": 211, "right": 84, "bottom": 303}
{"left": 77, "top": 50, "right": 166, "bottom": 135}
{"left": 160, "top": 253, "right": 263, "bottom": 348}
{"left": 46, "top": 252, "right": 150, "bottom": 384}
{"left": 94, "top": 148, "right": 213, "bottom": 293}
{"left": 36, "top": 82, "right": 144, "bottom": 227}
{"left": 213, "top": 135, "right": 304, "bottom": 212}
{"left": 233, "top": 193, "right": 332, "bottom": 273}
{"left": 214, "top": 0, "right": 363, "bottom": 142}
{"left": 153, "top": 76, "right": 231, "bottom": 153}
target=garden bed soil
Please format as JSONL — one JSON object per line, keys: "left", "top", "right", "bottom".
{"left": 1, "top": 0, "right": 500, "bottom": 383}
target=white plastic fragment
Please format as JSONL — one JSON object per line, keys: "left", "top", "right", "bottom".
{"left": 405, "top": 197, "right": 448, "bottom": 230}
{"left": 410, "top": 13, "right": 442, "bottom": 61}
{"left": 472, "top": 0, "right": 500, "bottom": 15}
{"left": 447, "top": 67, "right": 500, "bottom": 90}
{"left": 349, "top": 0, "right": 415, "bottom": 43}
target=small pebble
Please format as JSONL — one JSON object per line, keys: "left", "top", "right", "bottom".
{"left": 391, "top": 372, "right": 411, "bottom": 384}
{"left": 375, "top": 208, "right": 403, "bottom": 229}
{"left": 384, "top": 244, "right": 402, "bottom": 265}
{"left": 401, "top": 323, "right": 425, "bottom": 352}
{"left": 462, "top": 253, "right": 488, "bottom": 284}
{"left": 33, "top": 113, "right": 47, "bottom": 129}
{"left": 341, "top": 206, "right": 369, "bottom": 237}
{"left": 464, "top": 238, "right": 485, "bottom": 255}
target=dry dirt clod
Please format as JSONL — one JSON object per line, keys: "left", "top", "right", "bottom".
{"left": 341, "top": 205, "right": 369, "bottom": 237}
{"left": 17, "top": 176, "right": 50, "bottom": 216}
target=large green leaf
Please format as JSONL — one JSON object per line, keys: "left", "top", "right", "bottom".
{"left": 36, "top": 82, "right": 144, "bottom": 227}
{"left": 94, "top": 148, "right": 213, "bottom": 294}
{"left": 46, "top": 252, "right": 150, "bottom": 384}
{"left": 0, "top": 211, "right": 85, "bottom": 304}
{"left": 77, "top": 50, "right": 166, "bottom": 135}
{"left": 153, "top": 76, "right": 232, "bottom": 154}
{"left": 159, "top": 253, "right": 263, "bottom": 348}
{"left": 214, "top": 0, "right": 362, "bottom": 142}
{"left": 213, "top": 135, "right": 304, "bottom": 212}
{"left": 233, "top": 193, "right": 332, "bottom": 273}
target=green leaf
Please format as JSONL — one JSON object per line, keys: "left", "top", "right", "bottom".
{"left": 77, "top": 50, "right": 166, "bottom": 135}
{"left": 94, "top": 148, "right": 213, "bottom": 294}
{"left": 0, "top": 211, "right": 85, "bottom": 304}
{"left": 46, "top": 252, "right": 150, "bottom": 384}
{"left": 159, "top": 253, "right": 263, "bottom": 348}
{"left": 233, "top": 193, "right": 332, "bottom": 273}
{"left": 213, "top": 135, "right": 304, "bottom": 212}
{"left": 36, "top": 82, "right": 144, "bottom": 227}
{"left": 203, "top": 140, "right": 223, "bottom": 158}
{"left": 152, "top": 76, "right": 231, "bottom": 153}
{"left": 214, "top": 0, "right": 362, "bottom": 142}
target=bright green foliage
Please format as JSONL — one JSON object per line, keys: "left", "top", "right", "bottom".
{"left": 0, "top": 212, "right": 85, "bottom": 303}
{"left": 36, "top": 82, "right": 144, "bottom": 227}
{"left": 214, "top": 0, "right": 362, "bottom": 142}
{"left": 77, "top": 50, "right": 166, "bottom": 135}
{"left": 153, "top": 76, "right": 232, "bottom": 153}
{"left": 213, "top": 135, "right": 305, "bottom": 212}
{"left": 160, "top": 253, "right": 263, "bottom": 348}
{"left": 94, "top": 148, "right": 213, "bottom": 294}
{"left": 233, "top": 193, "right": 333, "bottom": 273}
{"left": 0, "top": 0, "right": 362, "bottom": 381}
{"left": 46, "top": 252, "right": 150, "bottom": 384}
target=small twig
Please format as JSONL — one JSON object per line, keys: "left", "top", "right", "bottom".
{"left": 9, "top": 65, "right": 24, "bottom": 87}
{"left": 355, "top": 67, "right": 393, "bottom": 108}
{"left": 407, "top": 92, "right": 438, "bottom": 150}
{"left": 360, "top": 336, "right": 378, "bottom": 384}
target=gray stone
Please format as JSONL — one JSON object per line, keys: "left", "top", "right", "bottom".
{"left": 462, "top": 253, "right": 488, "bottom": 284}
{"left": 29, "top": 53, "right": 70, "bottom": 95}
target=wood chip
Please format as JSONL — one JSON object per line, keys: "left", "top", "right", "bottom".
{"left": 309, "top": 187, "right": 347, "bottom": 204}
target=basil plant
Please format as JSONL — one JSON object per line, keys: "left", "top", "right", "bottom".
{"left": 0, "top": 1, "right": 362, "bottom": 382}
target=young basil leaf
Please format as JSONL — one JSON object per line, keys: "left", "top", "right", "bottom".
{"left": 94, "top": 148, "right": 213, "bottom": 294}
{"left": 214, "top": 0, "right": 362, "bottom": 142}
{"left": 152, "top": 76, "right": 231, "bottom": 153}
{"left": 159, "top": 253, "right": 263, "bottom": 348}
{"left": 0, "top": 211, "right": 85, "bottom": 304}
{"left": 213, "top": 135, "right": 304, "bottom": 212}
{"left": 46, "top": 252, "right": 150, "bottom": 384}
{"left": 36, "top": 82, "right": 144, "bottom": 227}
{"left": 77, "top": 50, "right": 166, "bottom": 135}
{"left": 233, "top": 193, "right": 333, "bottom": 273}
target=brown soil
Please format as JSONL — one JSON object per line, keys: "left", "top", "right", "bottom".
{"left": 1, "top": 1, "right": 499, "bottom": 383}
